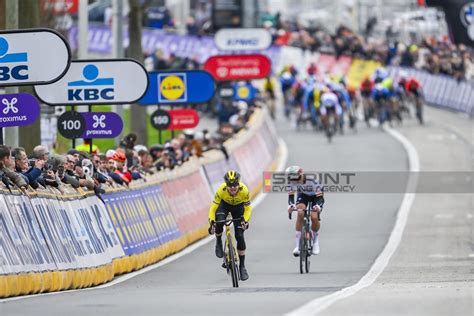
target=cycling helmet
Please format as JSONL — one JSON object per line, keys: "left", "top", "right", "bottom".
{"left": 111, "top": 151, "right": 126, "bottom": 162}
{"left": 285, "top": 165, "right": 303, "bottom": 181}
{"left": 224, "top": 170, "right": 240, "bottom": 187}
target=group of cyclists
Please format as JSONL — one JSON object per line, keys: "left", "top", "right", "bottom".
{"left": 206, "top": 62, "right": 425, "bottom": 283}
{"left": 207, "top": 166, "right": 323, "bottom": 281}
{"left": 275, "top": 63, "right": 424, "bottom": 141}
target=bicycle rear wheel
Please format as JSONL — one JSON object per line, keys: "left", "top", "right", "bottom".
{"left": 227, "top": 238, "right": 239, "bottom": 288}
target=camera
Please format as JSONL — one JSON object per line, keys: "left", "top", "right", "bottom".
{"left": 28, "top": 158, "right": 37, "bottom": 168}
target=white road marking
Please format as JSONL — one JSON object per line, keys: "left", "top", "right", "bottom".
{"left": 467, "top": 214, "right": 473, "bottom": 220}
{"left": 428, "top": 254, "right": 454, "bottom": 259}
{"left": 468, "top": 254, "right": 474, "bottom": 258}
{"left": 286, "top": 126, "right": 420, "bottom": 316}
{"left": 434, "top": 214, "right": 454, "bottom": 219}
{"left": 0, "top": 138, "right": 290, "bottom": 303}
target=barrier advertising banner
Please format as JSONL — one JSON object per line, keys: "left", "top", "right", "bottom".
{"left": 0, "top": 107, "right": 281, "bottom": 298}
{"left": 388, "top": 66, "right": 474, "bottom": 115}
{"left": 346, "top": 59, "right": 382, "bottom": 89}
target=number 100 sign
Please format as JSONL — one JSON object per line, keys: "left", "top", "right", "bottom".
{"left": 58, "top": 111, "right": 85, "bottom": 139}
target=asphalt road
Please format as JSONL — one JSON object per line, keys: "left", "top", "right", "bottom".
{"left": 318, "top": 106, "right": 473, "bottom": 316}
{"left": 1, "top": 110, "right": 408, "bottom": 315}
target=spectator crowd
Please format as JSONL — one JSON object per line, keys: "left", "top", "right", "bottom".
{"left": 0, "top": 78, "right": 264, "bottom": 195}
{"left": 266, "top": 18, "right": 474, "bottom": 81}
{"left": 0, "top": 123, "right": 247, "bottom": 195}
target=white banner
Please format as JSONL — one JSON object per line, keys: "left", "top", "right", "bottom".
{"left": 0, "top": 29, "right": 71, "bottom": 86}
{"left": 215, "top": 28, "right": 272, "bottom": 51}
{"left": 35, "top": 59, "right": 149, "bottom": 106}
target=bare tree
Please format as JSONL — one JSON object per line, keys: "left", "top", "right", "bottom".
{"left": 128, "top": 0, "right": 148, "bottom": 145}
{"left": 0, "top": 0, "right": 5, "bottom": 29}
{"left": 18, "top": 0, "right": 41, "bottom": 152}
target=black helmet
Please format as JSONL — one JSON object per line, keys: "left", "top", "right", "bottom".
{"left": 224, "top": 170, "right": 240, "bottom": 187}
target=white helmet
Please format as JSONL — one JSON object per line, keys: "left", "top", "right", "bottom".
{"left": 285, "top": 165, "right": 303, "bottom": 180}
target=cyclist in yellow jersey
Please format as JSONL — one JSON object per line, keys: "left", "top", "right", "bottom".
{"left": 208, "top": 170, "right": 251, "bottom": 281}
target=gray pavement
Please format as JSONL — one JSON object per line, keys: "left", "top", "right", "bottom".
{"left": 0, "top": 106, "right": 408, "bottom": 315}
{"left": 319, "top": 106, "right": 473, "bottom": 316}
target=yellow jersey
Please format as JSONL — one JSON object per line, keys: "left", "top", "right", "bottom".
{"left": 208, "top": 182, "right": 252, "bottom": 222}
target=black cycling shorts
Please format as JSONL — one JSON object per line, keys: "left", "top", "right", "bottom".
{"left": 215, "top": 201, "right": 246, "bottom": 251}
{"left": 410, "top": 88, "right": 420, "bottom": 97}
{"left": 296, "top": 193, "right": 323, "bottom": 211}
{"left": 361, "top": 91, "right": 372, "bottom": 98}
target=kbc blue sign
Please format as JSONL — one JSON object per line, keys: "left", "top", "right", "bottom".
{"left": 68, "top": 64, "right": 114, "bottom": 101}
{"left": 0, "top": 37, "right": 28, "bottom": 81}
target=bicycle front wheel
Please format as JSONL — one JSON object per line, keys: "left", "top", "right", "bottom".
{"left": 305, "top": 224, "right": 311, "bottom": 273}
{"left": 299, "top": 226, "right": 306, "bottom": 274}
{"left": 227, "top": 238, "right": 239, "bottom": 288}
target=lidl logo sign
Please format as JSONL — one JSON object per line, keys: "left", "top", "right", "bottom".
{"left": 158, "top": 73, "right": 187, "bottom": 103}
{"left": 237, "top": 86, "right": 250, "bottom": 99}
{"left": 0, "top": 36, "right": 29, "bottom": 81}
{"left": 67, "top": 64, "right": 114, "bottom": 101}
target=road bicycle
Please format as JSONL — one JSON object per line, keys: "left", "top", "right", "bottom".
{"left": 215, "top": 215, "right": 242, "bottom": 287}
{"left": 289, "top": 201, "right": 317, "bottom": 274}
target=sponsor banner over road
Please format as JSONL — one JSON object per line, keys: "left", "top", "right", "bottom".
{"left": 204, "top": 54, "right": 271, "bottom": 81}
{"left": 81, "top": 112, "right": 123, "bottom": 139}
{"left": 0, "top": 93, "right": 40, "bottom": 127}
{"left": 139, "top": 70, "right": 215, "bottom": 105}
{"left": 215, "top": 28, "right": 272, "bottom": 51}
{"left": 34, "top": 59, "right": 149, "bottom": 105}
{"left": 0, "top": 28, "right": 71, "bottom": 87}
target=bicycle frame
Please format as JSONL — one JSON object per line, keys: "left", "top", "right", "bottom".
{"left": 300, "top": 201, "right": 313, "bottom": 274}
{"left": 290, "top": 202, "right": 314, "bottom": 274}
{"left": 216, "top": 215, "right": 241, "bottom": 287}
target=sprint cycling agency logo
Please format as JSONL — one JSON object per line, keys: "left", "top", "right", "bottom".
{"left": 158, "top": 73, "right": 187, "bottom": 103}
{"left": 0, "top": 36, "right": 29, "bottom": 81}
{"left": 461, "top": 2, "right": 474, "bottom": 40}
{"left": 68, "top": 64, "right": 114, "bottom": 101}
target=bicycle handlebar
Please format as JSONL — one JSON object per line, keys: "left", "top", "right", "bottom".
{"left": 214, "top": 217, "right": 243, "bottom": 226}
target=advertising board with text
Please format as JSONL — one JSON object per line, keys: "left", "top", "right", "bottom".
{"left": 139, "top": 70, "right": 215, "bottom": 105}
{"left": 34, "top": 59, "right": 149, "bottom": 105}
{"left": 203, "top": 54, "right": 271, "bottom": 81}
{"left": 0, "top": 29, "right": 71, "bottom": 87}
{"left": 215, "top": 28, "right": 271, "bottom": 51}
{"left": 0, "top": 93, "right": 40, "bottom": 127}
{"left": 81, "top": 112, "right": 123, "bottom": 139}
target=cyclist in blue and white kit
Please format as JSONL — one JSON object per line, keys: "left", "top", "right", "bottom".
{"left": 371, "top": 83, "right": 392, "bottom": 125}
{"left": 320, "top": 89, "right": 343, "bottom": 135}
{"left": 286, "top": 165, "right": 325, "bottom": 256}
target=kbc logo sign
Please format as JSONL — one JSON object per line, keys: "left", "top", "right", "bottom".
{"left": 0, "top": 37, "right": 28, "bottom": 81}
{"left": 68, "top": 64, "right": 114, "bottom": 101}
